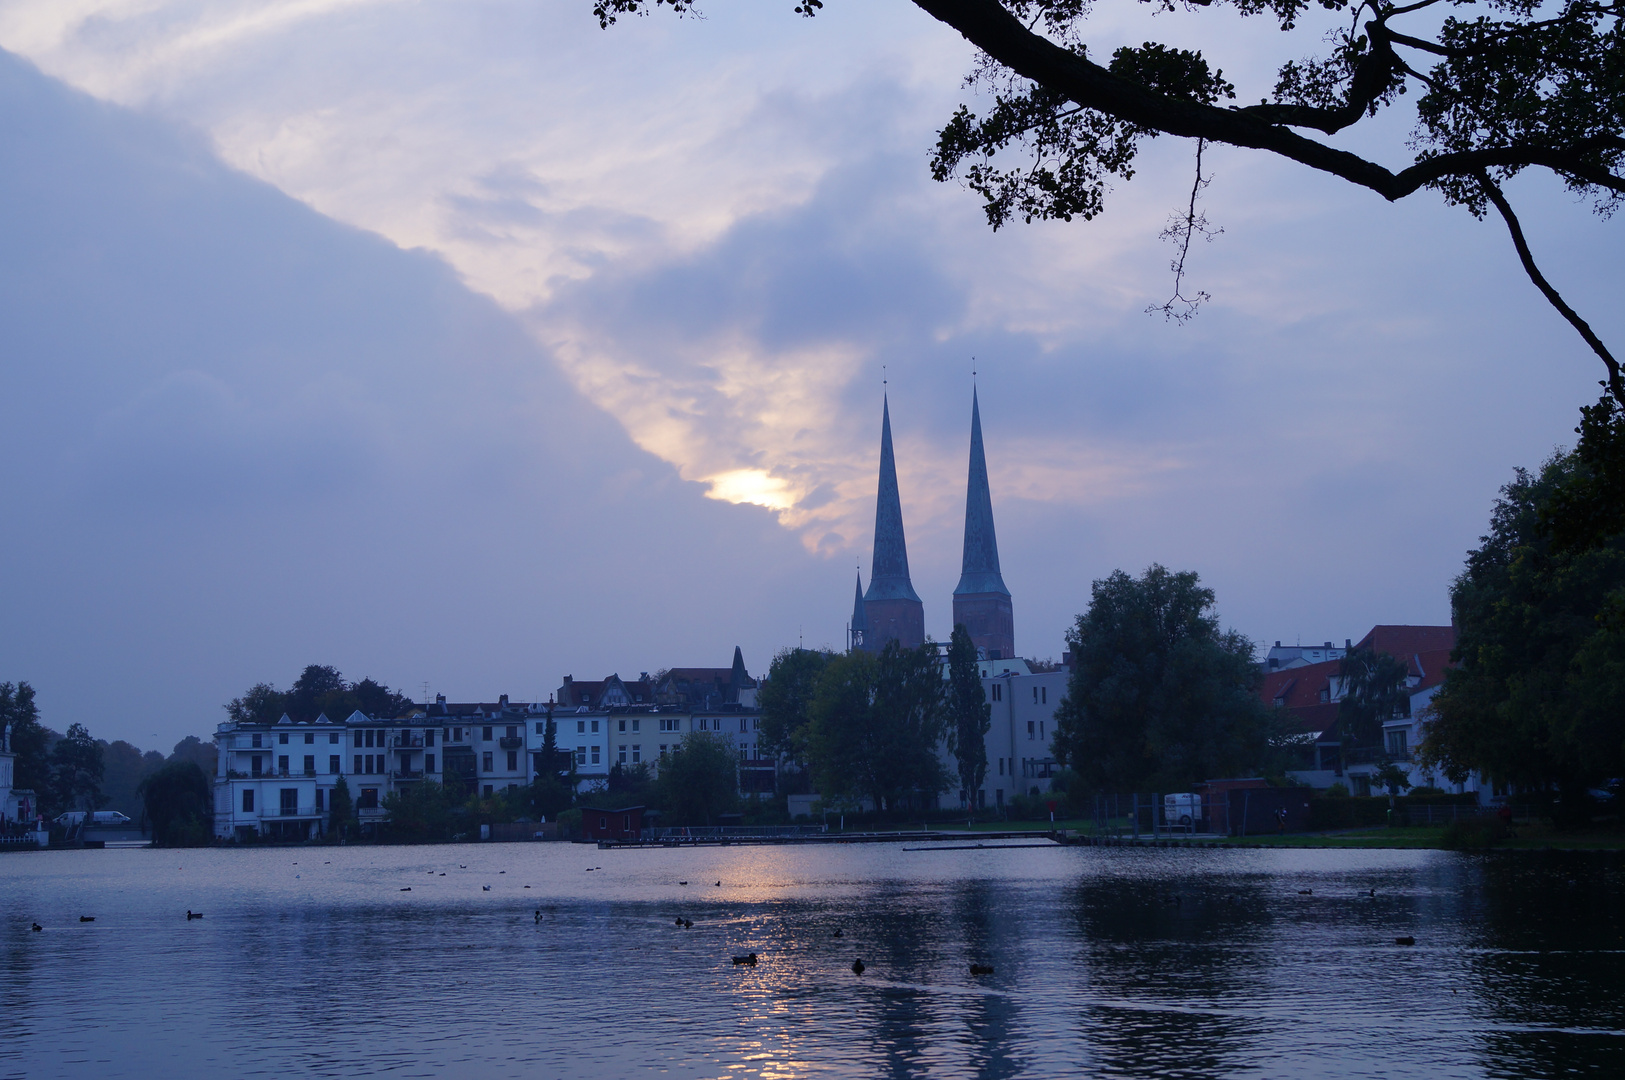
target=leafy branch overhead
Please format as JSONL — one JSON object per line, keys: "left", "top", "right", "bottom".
{"left": 594, "top": 0, "right": 1625, "bottom": 403}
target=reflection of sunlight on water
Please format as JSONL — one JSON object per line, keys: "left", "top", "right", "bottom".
{"left": 1, "top": 844, "right": 1623, "bottom": 1078}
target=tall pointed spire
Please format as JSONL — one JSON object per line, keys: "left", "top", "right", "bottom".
{"left": 953, "top": 387, "right": 1014, "bottom": 659}
{"left": 848, "top": 571, "right": 868, "bottom": 652}
{"left": 862, "top": 395, "right": 925, "bottom": 649}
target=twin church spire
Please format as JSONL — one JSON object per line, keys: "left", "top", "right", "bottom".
{"left": 849, "top": 388, "right": 1015, "bottom": 660}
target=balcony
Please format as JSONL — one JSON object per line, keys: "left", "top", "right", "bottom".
{"left": 391, "top": 736, "right": 425, "bottom": 749}
{"left": 270, "top": 806, "right": 320, "bottom": 818}
{"left": 498, "top": 736, "right": 524, "bottom": 750}
{"left": 389, "top": 770, "right": 425, "bottom": 781}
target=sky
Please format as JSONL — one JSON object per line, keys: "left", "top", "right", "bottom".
{"left": 0, "top": 0, "right": 1618, "bottom": 752}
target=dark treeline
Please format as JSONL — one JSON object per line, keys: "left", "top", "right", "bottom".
{"left": 228, "top": 664, "right": 414, "bottom": 726}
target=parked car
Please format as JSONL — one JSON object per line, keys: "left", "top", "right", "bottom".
{"left": 1163, "top": 793, "right": 1203, "bottom": 828}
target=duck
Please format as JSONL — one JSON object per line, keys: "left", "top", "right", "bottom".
{"left": 459, "top": 864, "right": 467, "bottom": 869}
{"left": 31, "top": 923, "right": 42, "bottom": 932}
{"left": 714, "top": 881, "right": 722, "bottom": 887}
{"left": 969, "top": 964, "right": 995, "bottom": 976}
{"left": 1395, "top": 936, "right": 1416, "bottom": 946}
{"left": 523, "top": 885, "right": 532, "bottom": 889}
{"left": 683, "top": 918, "right": 693, "bottom": 928}
{"left": 731, "top": 952, "right": 758, "bottom": 966}
{"left": 675, "top": 916, "right": 685, "bottom": 926}
{"left": 832, "top": 928, "right": 843, "bottom": 938}
{"left": 679, "top": 881, "right": 688, "bottom": 886}
{"left": 400, "top": 887, "right": 412, "bottom": 892}
{"left": 79, "top": 916, "right": 94, "bottom": 923}
{"left": 482, "top": 885, "right": 492, "bottom": 892}
{"left": 1297, "top": 889, "right": 1313, "bottom": 895}
{"left": 1367, "top": 888, "right": 1376, "bottom": 897}
{"left": 535, "top": 910, "right": 543, "bottom": 923}
{"left": 186, "top": 910, "right": 204, "bottom": 920}
{"left": 851, "top": 958, "right": 866, "bottom": 975}
{"left": 439, "top": 873, "right": 446, "bottom": 877}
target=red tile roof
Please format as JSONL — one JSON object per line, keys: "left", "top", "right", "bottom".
{"left": 1356, "top": 625, "right": 1456, "bottom": 659}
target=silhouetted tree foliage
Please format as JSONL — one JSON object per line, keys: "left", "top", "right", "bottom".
{"left": 50, "top": 722, "right": 106, "bottom": 815}
{"left": 1420, "top": 399, "right": 1625, "bottom": 818}
{"left": 168, "top": 735, "right": 217, "bottom": 776}
{"left": 225, "top": 666, "right": 413, "bottom": 724}
{"left": 328, "top": 775, "right": 354, "bottom": 837}
{"left": 1338, "top": 647, "right": 1412, "bottom": 749}
{"left": 595, "top": 0, "right": 1625, "bottom": 398}
{"left": 1, "top": 681, "right": 53, "bottom": 812}
{"left": 381, "top": 780, "right": 457, "bottom": 841}
{"left": 1052, "top": 565, "right": 1277, "bottom": 792}
{"left": 139, "top": 761, "right": 213, "bottom": 846}
{"left": 653, "top": 731, "right": 740, "bottom": 825}
{"left": 100, "top": 740, "right": 167, "bottom": 819}
{"left": 946, "top": 624, "right": 991, "bottom": 804}
{"left": 757, "top": 647, "right": 836, "bottom": 760}
{"left": 806, "top": 641, "right": 949, "bottom": 812}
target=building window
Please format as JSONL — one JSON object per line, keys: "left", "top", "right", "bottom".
{"left": 659, "top": 744, "right": 668, "bottom": 755}
{"left": 330, "top": 755, "right": 341, "bottom": 774}
{"left": 315, "top": 789, "right": 324, "bottom": 811}
{"left": 618, "top": 746, "right": 627, "bottom": 765}
{"left": 242, "top": 790, "right": 255, "bottom": 812}
{"left": 304, "top": 733, "right": 314, "bottom": 744}
{"left": 619, "top": 719, "right": 627, "bottom": 733}
{"left": 591, "top": 746, "right": 601, "bottom": 765}
{"left": 1042, "top": 687, "right": 1048, "bottom": 704}
{"left": 452, "top": 727, "right": 462, "bottom": 742}
{"left": 482, "top": 751, "right": 494, "bottom": 772}
{"left": 740, "top": 717, "right": 748, "bottom": 733}
{"left": 506, "top": 750, "right": 518, "bottom": 771}
{"left": 279, "top": 733, "right": 289, "bottom": 745}
{"left": 536, "top": 722, "right": 545, "bottom": 735}
{"left": 425, "top": 729, "right": 435, "bottom": 747}
{"left": 303, "top": 755, "right": 315, "bottom": 776}
{"left": 483, "top": 726, "right": 494, "bottom": 741}
{"left": 354, "top": 755, "right": 363, "bottom": 775}
{"left": 591, "top": 720, "right": 600, "bottom": 734}
{"left": 1027, "top": 720, "right": 1035, "bottom": 739}
{"left": 425, "top": 753, "right": 436, "bottom": 773}
{"left": 278, "top": 755, "right": 289, "bottom": 775}
{"left": 577, "top": 720, "right": 586, "bottom": 734}
{"left": 998, "top": 757, "right": 1004, "bottom": 776}
{"left": 752, "top": 717, "right": 760, "bottom": 730}
{"left": 359, "top": 788, "right": 378, "bottom": 809}
{"left": 280, "top": 789, "right": 298, "bottom": 814}
{"left": 632, "top": 745, "right": 641, "bottom": 764}
{"left": 576, "top": 746, "right": 587, "bottom": 766}
{"left": 251, "top": 755, "right": 263, "bottom": 777}
{"left": 991, "top": 684, "right": 1003, "bottom": 702}
{"left": 632, "top": 719, "right": 640, "bottom": 733}
{"left": 506, "top": 725, "right": 517, "bottom": 738}
{"left": 329, "top": 733, "right": 339, "bottom": 744}
{"left": 1385, "top": 730, "right": 1409, "bottom": 758}
{"left": 251, "top": 734, "right": 262, "bottom": 748}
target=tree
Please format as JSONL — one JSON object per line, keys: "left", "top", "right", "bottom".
{"left": 805, "top": 641, "right": 950, "bottom": 812}
{"left": 169, "top": 735, "right": 218, "bottom": 776}
{"left": 1051, "top": 564, "right": 1275, "bottom": 792}
{"left": 50, "top": 722, "right": 106, "bottom": 816}
{"left": 329, "top": 774, "right": 354, "bottom": 838}
{"left": 596, "top": 0, "right": 1624, "bottom": 402}
{"left": 1418, "top": 419, "right": 1625, "bottom": 818}
{"left": 652, "top": 731, "right": 740, "bottom": 825}
{"left": 1, "top": 681, "right": 53, "bottom": 810}
{"left": 757, "top": 647, "right": 836, "bottom": 760}
{"left": 946, "top": 624, "right": 991, "bottom": 805}
{"left": 225, "top": 668, "right": 413, "bottom": 726}
{"left": 138, "top": 761, "right": 213, "bottom": 846}
{"left": 226, "top": 682, "right": 286, "bottom": 725}
{"left": 1338, "top": 646, "right": 1412, "bottom": 749}
{"left": 382, "top": 780, "right": 456, "bottom": 841}
{"left": 99, "top": 740, "right": 167, "bottom": 819}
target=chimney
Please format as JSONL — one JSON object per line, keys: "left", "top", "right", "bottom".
{"left": 435, "top": 693, "right": 446, "bottom": 705}
{"left": 1274, "top": 641, "right": 1281, "bottom": 648}
{"left": 499, "top": 694, "right": 509, "bottom": 707}
{"left": 1345, "top": 638, "right": 1352, "bottom": 649}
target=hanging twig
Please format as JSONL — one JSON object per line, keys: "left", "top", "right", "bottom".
{"left": 1148, "top": 139, "right": 1222, "bottom": 323}
{"left": 1477, "top": 171, "right": 1625, "bottom": 408}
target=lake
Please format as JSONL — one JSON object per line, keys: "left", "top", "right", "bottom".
{"left": 2, "top": 841, "right": 1622, "bottom": 1079}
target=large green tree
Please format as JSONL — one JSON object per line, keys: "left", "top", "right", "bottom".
{"left": 806, "top": 641, "right": 950, "bottom": 812}
{"left": 100, "top": 740, "right": 167, "bottom": 819}
{"left": 653, "top": 731, "right": 740, "bottom": 825}
{"left": 49, "top": 722, "right": 106, "bottom": 816}
{"left": 596, "top": 0, "right": 1625, "bottom": 400}
{"left": 138, "top": 761, "right": 213, "bottom": 846}
{"left": 1419, "top": 403, "right": 1625, "bottom": 813}
{"left": 946, "top": 624, "right": 992, "bottom": 805}
{"left": 225, "top": 667, "right": 414, "bottom": 725}
{"left": 757, "top": 647, "right": 836, "bottom": 760}
{"left": 1052, "top": 564, "right": 1276, "bottom": 792}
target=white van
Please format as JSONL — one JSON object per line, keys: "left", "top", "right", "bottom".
{"left": 54, "top": 810, "right": 132, "bottom": 827}
{"left": 1163, "top": 793, "right": 1203, "bottom": 828}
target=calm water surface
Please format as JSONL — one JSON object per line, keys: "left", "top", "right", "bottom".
{"left": 2, "top": 841, "right": 1623, "bottom": 1078}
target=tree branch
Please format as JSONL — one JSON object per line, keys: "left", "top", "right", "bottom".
{"left": 909, "top": 0, "right": 1625, "bottom": 200}
{"left": 1477, "top": 171, "right": 1625, "bottom": 407}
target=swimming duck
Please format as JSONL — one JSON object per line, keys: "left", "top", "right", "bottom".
{"left": 683, "top": 918, "right": 693, "bottom": 928}
{"left": 714, "top": 881, "right": 721, "bottom": 887}
{"left": 851, "top": 959, "right": 865, "bottom": 975}
{"left": 731, "top": 953, "right": 758, "bottom": 966}
{"left": 186, "top": 910, "right": 204, "bottom": 920}
{"left": 400, "top": 887, "right": 412, "bottom": 892}
{"left": 79, "top": 916, "right": 94, "bottom": 922}
{"left": 31, "top": 923, "right": 42, "bottom": 932}
{"left": 1298, "top": 889, "right": 1312, "bottom": 895}
{"left": 832, "top": 928, "right": 843, "bottom": 938}
{"left": 482, "top": 885, "right": 492, "bottom": 892}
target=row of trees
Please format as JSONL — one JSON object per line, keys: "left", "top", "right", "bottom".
{"left": 226, "top": 665, "right": 414, "bottom": 726}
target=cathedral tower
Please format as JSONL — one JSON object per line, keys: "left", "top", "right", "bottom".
{"left": 952, "top": 388, "right": 1014, "bottom": 659}
{"left": 861, "top": 396, "right": 925, "bottom": 650}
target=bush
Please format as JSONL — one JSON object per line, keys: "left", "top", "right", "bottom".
{"left": 556, "top": 808, "right": 582, "bottom": 839}
{"left": 1325, "top": 782, "right": 1350, "bottom": 798}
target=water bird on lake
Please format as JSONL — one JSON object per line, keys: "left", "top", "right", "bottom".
{"left": 1298, "top": 889, "right": 1313, "bottom": 895}
{"left": 400, "top": 887, "right": 411, "bottom": 892}
{"left": 482, "top": 886, "right": 492, "bottom": 892}
{"left": 459, "top": 864, "right": 467, "bottom": 869}
{"left": 1368, "top": 889, "right": 1376, "bottom": 897}
{"left": 832, "top": 929, "right": 843, "bottom": 937}
{"left": 524, "top": 885, "right": 531, "bottom": 889}
{"left": 31, "top": 923, "right": 42, "bottom": 932}
{"left": 732, "top": 953, "right": 758, "bottom": 966}
{"left": 969, "top": 964, "right": 994, "bottom": 976}
{"left": 79, "top": 916, "right": 94, "bottom": 922}
{"left": 186, "top": 910, "right": 204, "bottom": 920}
{"left": 851, "top": 959, "right": 866, "bottom": 975}
{"left": 684, "top": 919, "right": 692, "bottom": 928}
{"left": 675, "top": 917, "right": 684, "bottom": 926}
{"left": 536, "top": 910, "right": 543, "bottom": 923}
{"left": 1395, "top": 936, "right": 1415, "bottom": 946}
{"left": 679, "top": 881, "right": 688, "bottom": 886}
{"left": 714, "top": 881, "right": 721, "bottom": 887}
